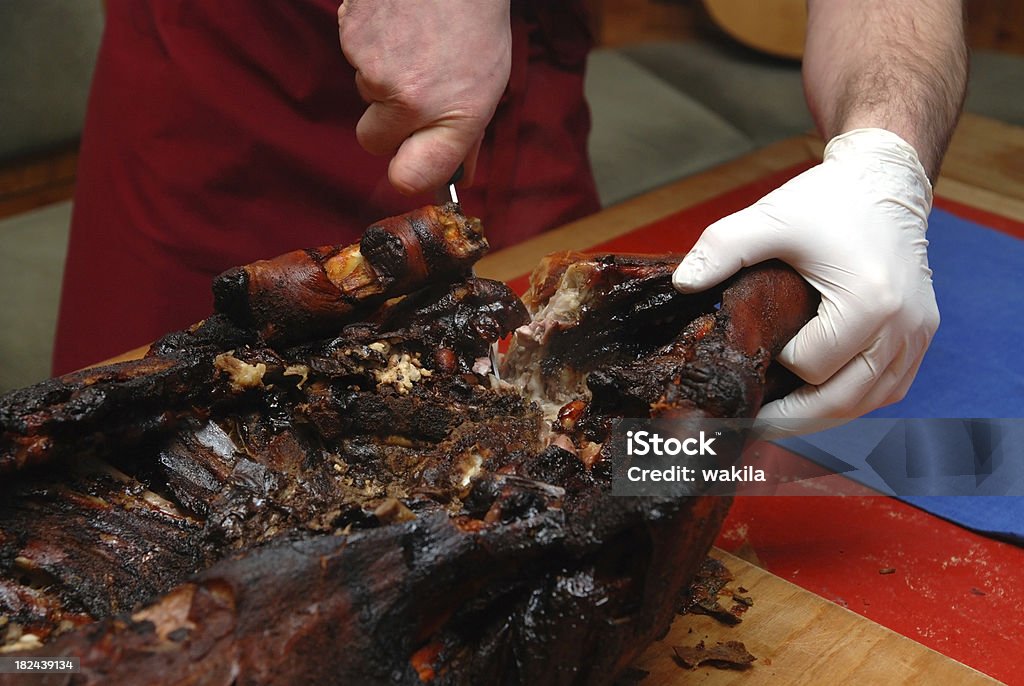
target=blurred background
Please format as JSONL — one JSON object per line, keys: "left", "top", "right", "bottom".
{"left": 1, "top": 0, "right": 1022, "bottom": 392}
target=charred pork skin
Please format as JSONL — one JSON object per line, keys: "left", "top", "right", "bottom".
{"left": 212, "top": 203, "right": 488, "bottom": 345}
{"left": 0, "top": 209, "right": 817, "bottom": 685}
{"left": 503, "top": 252, "right": 816, "bottom": 428}
{"left": 503, "top": 252, "right": 720, "bottom": 421}
{"left": 584, "top": 258, "right": 818, "bottom": 421}
{"left": 0, "top": 276, "right": 535, "bottom": 663}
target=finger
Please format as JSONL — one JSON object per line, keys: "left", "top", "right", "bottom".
{"left": 775, "top": 300, "right": 886, "bottom": 386}
{"left": 848, "top": 346, "right": 915, "bottom": 419}
{"left": 879, "top": 363, "right": 918, "bottom": 410}
{"left": 757, "top": 342, "right": 924, "bottom": 438}
{"left": 876, "top": 345, "right": 925, "bottom": 409}
{"left": 672, "top": 204, "right": 785, "bottom": 293}
{"left": 388, "top": 123, "right": 479, "bottom": 196}
{"left": 355, "top": 101, "right": 419, "bottom": 156}
{"left": 751, "top": 414, "right": 849, "bottom": 440}
{"left": 756, "top": 383, "right": 850, "bottom": 424}
{"left": 353, "top": 70, "right": 376, "bottom": 104}
{"left": 757, "top": 345, "right": 907, "bottom": 422}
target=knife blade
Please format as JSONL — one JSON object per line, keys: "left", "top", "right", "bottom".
{"left": 446, "top": 164, "right": 462, "bottom": 205}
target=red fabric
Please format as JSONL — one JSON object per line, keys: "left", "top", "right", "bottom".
{"left": 54, "top": 0, "right": 599, "bottom": 373}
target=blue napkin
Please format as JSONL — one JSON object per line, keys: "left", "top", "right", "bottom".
{"left": 779, "top": 207, "right": 1024, "bottom": 541}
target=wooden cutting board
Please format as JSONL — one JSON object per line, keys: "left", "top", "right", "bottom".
{"left": 631, "top": 549, "right": 1000, "bottom": 685}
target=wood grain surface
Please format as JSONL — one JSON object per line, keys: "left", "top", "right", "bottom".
{"left": 631, "top": 549, "right": 1001, "bottom": 685}
{"left": 938, "top": 115, "right": 1024, "bottom": 218}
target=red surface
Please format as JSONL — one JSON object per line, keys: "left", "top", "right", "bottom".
{"left": 510, "top": 162, "right": 1024, "bottom": 684}
{"left": 718, "top": 494, "right": 1024, "bottom": 685}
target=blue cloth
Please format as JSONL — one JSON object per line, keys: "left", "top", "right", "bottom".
{"left": 780, "top": 208, "right": 1024, "bottom": 541}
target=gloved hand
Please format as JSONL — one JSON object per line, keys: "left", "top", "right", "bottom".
{"left": 337, "top": 0, "right": 512, "bottom": 195}
{"left": 673, "top": 128, "right": 939, "bottom": 422}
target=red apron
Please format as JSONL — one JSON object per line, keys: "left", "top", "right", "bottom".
{"left": 53, "top": 0, "right": 599, "bottom": 374}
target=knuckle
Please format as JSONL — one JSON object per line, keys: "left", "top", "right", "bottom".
{"left": 355, "top": 64, "right": 387, "bottom": 92}
{"left": 802, "top": 369, "right": 833, "bottom": 386}
{"left": 354, "top": 128, "right": 378, "bottom": 154}
{"left": 854, "top": 263, "right": 893, "bottom": 295}
{"left": 924, "top": 304, "right": 940, "bottom": 333}
{"left": 355, "top": 120, "right": 390, "bottom": 155}
{"left": 458, "top": 105, "right": 491, "bottom": 128}
{"left": 703, "top": 214, "right": 738, "bottom": 241}
{"left": 903, "top": 301, "right": 940, "bottom": 340}
{"left": 786, "top": 347, "right": 834, "bottom": 386}
{"left": 337, "top": 0, "right": 360, "bottom": 24}
{"left": 889, "top": 385, "right": 909, "bottom": 404}
{"left": 866, "top": 283, "right": 902, "bottom": 319}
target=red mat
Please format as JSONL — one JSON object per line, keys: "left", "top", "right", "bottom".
{"left": 507, "top": 162, "right": 1024, "bottom": 684}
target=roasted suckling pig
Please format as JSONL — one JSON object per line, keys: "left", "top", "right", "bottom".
{"left": 0, "top": 205, "right": 816, "bottom": 685}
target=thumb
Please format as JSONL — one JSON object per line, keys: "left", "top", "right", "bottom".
{"left": 672, "top": 205, "right": 784, "bottom": 293}
{"left": 388, "top": 123, "right": 481, "bottom": 196}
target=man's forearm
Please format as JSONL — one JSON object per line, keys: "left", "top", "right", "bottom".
{"left": 803, "top": 0, "right": 967, "bottom": 180}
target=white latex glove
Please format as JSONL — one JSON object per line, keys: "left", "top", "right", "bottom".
{"left": 337, "top": 0, "right": 512, "bottom": 195}
{"left": 673, "top": 128, "right": 939, "bottom": 422}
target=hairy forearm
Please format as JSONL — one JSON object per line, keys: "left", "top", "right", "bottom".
{"left": 803, "top": 0, "right": 967, "bottom": 180}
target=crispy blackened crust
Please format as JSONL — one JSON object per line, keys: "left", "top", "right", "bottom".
{"left": 0, "top": 216, "right": 818, "bottom": 685}
{"left": 212, "top": 203, "right": 488, "bottom": 345}
{"left": 11, "top": 493, "right": 728, "bottom": 686}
